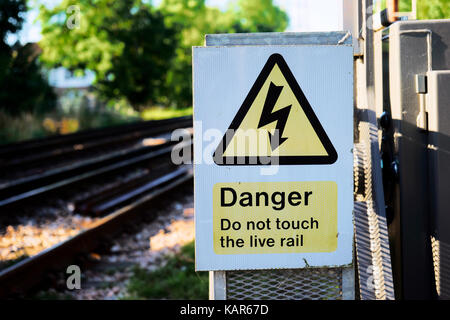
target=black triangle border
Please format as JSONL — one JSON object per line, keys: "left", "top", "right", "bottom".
{"left": 213, "top": 53, "right": 338, "bottom": 166}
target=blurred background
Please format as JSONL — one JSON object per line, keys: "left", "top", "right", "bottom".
{"left": 1, "top": 0, "right": 447, "bottom": 145}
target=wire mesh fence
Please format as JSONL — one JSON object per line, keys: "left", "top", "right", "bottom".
{"left": 226, "top": 268, "right": 344, "bottom": 300}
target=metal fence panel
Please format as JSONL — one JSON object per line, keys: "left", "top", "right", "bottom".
{"left": 226, "top": 268, "right": 350, "bottom": 300}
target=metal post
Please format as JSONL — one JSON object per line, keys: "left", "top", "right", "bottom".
{"left": 342, "top": 267, "right": 356, "bottom": 300}
{"left": 353, "top": 0, "right": 395, "bottom": 300}
{"left": 209, "top": 271, "right": 226, "bottom": 300}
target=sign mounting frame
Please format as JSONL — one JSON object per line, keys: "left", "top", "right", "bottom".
{"left": 194, "top": 39, "right": 354, "bottom": 272}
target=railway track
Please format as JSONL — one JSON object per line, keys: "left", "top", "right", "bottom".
{"left": 0, "top": 116, "right": 193, "bottom": 297}
{"left": 0, "top": 116, "right": 192, "bottom": 182}
{"left": 0, "top": 116, "right": 191, "bottom": 170}
{"left": 0, "top": 166, "right": 193, "bottom": 297}
{"left": 0, "top": 117, "right": 192, "bottom": 210}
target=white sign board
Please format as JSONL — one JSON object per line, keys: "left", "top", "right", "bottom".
{"left": 193, "top": 45, "right": 353, "bottom": 271}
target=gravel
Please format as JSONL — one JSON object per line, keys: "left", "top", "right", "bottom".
{"left": 0, "top": 215, "right": 96, "bottom": 262}
{"left": 40, "top": 187, "right": 195, "bottom": 300}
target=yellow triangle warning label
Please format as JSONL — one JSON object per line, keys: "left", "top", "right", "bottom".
{"left": 213, "top": 53, "right": 337, "bottom": 166}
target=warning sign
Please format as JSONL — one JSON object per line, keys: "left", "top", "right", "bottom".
{"left": 193, "top": 44, "right": 353, "bottom": 271}
{"left": 213, "top": 181, "right": 337, "bottom": 254}
{"left": 213, "top": 53, "right": 337, "bottom": 165}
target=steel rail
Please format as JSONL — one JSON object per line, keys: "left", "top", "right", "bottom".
{"left": 0, "top": 117, "right": 192, "bottom": 171}
{"left": 0, "top": 139, "right": 192, "bottom": 210}
{"left": 75, "top": 161, "right": 175, "bottom": 215}
{"left": 0, "top": 166, "right": 193, "bottom": 297}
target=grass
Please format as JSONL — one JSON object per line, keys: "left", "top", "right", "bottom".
{"left": 0, "top": 87, "right": 192, "bottom": 145}
{"left": 0, "top": 105, "right": 139, "bottom": 145}
{"left": 0, "top": 112, "right": 49, "bottom": 143}
{"left": 123, "top": 241, "right": 208, "bottom": 300}
{"left": 0, "top": 105, "right": 192, "bottom": 145}
{"left": 140, "top": 106, "right": 192, "bottom": 121}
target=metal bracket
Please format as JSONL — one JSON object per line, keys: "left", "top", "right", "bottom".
{"left": 209, "top": 271, "right": 226, "bottom": 300}
{"left": 415, "top": 74, "right": 428, "bottom": 131}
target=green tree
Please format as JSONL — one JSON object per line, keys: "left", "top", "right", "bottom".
{"left": 160, "top": 0, "right": 288, "bottom": 108}
{"left": 97, "top": 4, "right": 179, "bottom": 109}
{"left": 159, "top": 0, "right": 235, "bottom": 108}
{"left": 0, "top": 43, "right": 56, "bottom": 115}
{"left": 38, "top": 0, "right": 288, "bottom": 110}
{"left": 231, "top": 0, "right": 288, "bottom": 33}
{"left": 39, "top": 0, "right": 178, "bottom": 110}
{"left": 416, "top": 0, "right": 450, "bottom": 20}
{"left": 0, "top": 0, "right": 55, "bottom": 115}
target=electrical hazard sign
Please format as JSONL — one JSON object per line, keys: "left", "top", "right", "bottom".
{"left": 193, "top": 44, "right": 353, "bottom": 271}
{"left": 213, "top": 181, "right": 337, "bottom": 255}
{"left": 213, "top": 54, "right": 337, "bottom": 166}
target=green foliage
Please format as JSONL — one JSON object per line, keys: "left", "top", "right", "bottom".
{"left": 124, "top": 241, "right": 208, "bottom": 299}
{"left": 140, "top": 106, "right": 192, "bottom": 120}
{"left": 380, "top": 0, "right": 450, "bottom": 19}
{"left": 0, "top": 111, "right": 47, "bottom": 143}
{"left": 38, "top": 0, "right": 289, "bottom": 110}
{"left": 398, "top": 0, "right": 412, "bottom": 12}
{"left": 0, "top": 90, "right": 139, "bottom": 145}
{"left": 98, "top": 7, "right": 178, "bottom": 110}
{"left": 0, "top": 0, "right": 56, "bottom": 116}
{"left": 232, "top": 0, "right": 288, "bottom": 33}
{"left": 39, "top": 0, "right": 178, "bottom": 110}
{"left": 416, "top": 0, "right": 450, "bottom": 20}
{"left": 159, "top": 0, "right": 229, "bottom": 108}
{"left": 159, "top": 0, "right": 288, "bottom": 108}
{"left": 39, "top": 0, "right": 123, "bottom": 79}
{"left": 55, "top": 89, "right": 139, "bottom": 130}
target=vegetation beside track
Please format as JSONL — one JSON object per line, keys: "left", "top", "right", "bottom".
{"left": 0, "top": 106, "right": 138, "bottom": 145}
{"left": 0, "top": 105, "right": 193, "bottom": 145}
{"left": 124, "top": 241, "right": 208, "bottom": 300}
{"left": 140, "top": 106, "right": 192, "bottom": 121}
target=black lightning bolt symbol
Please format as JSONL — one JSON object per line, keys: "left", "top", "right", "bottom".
{"left": 257, "top": 82, "right": 292, "bottom": 151}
